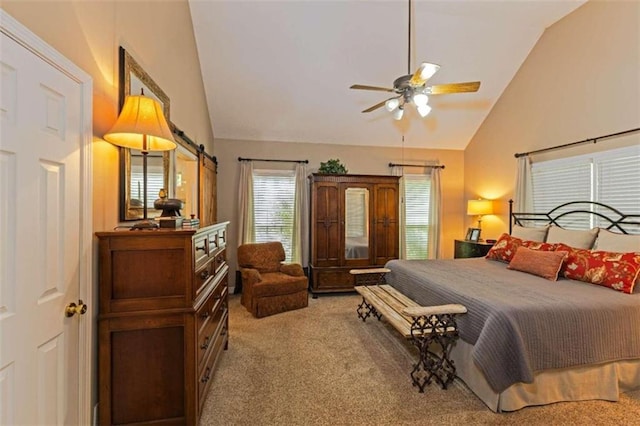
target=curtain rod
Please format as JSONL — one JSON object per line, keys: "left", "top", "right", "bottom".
{"left": 514, "top": 127, "right": 640, "bottom": 158}
{"left": 389, "top": 162, "right": 445, "bottom": 169}
{"left": 238, "top": 157, "right": 309, "bottom": 164}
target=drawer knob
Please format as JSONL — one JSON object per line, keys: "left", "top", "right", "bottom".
{"left": 200, "top": 336, "right": 210, "bottom": 350}
{"left": 200, "top": 270, "right": 210, "bottom": 280}
{"left": 200, "top": 367, "right": 212, "bottom": 383}
{"left": 200, "top": 311, "right": 210, "bottom": 319}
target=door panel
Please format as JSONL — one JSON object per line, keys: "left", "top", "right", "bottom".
{"left": 312, "top": 182, "right": 341, "bottom": 267}
{"left": 0, "top": 28, "right": 87, "bottom": 425}
{"left": 374, "top": 184, "right": 399, "bottom": 264}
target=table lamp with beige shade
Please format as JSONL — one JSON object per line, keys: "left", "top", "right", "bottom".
{"left": 104, "top": 91, "right": 176, "bottom": 230}
{"left": 467, "top": 199, "right": 493, "bottom": 240}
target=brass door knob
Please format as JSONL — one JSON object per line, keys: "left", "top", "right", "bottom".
{"left": 65, "top": 300, "right": 88, "bottom": 317}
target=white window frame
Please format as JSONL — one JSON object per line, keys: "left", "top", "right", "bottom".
{"left": 252, "top": 169, "right": 296, "bottom": 261}
{"left": 531, "top": 145, "right": 640, "bottom": 230}
{"left": 403, "top": 173, "right": 431, "bottom": 260}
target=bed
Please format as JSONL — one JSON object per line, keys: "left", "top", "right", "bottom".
{"left": 384, "top": 201, "right": 640, "bottom": 412}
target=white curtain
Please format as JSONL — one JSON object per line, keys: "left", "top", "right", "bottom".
{"left": 515, "top": 156, "right": 534, "bottom": 213}
{"left": 428, "top": 167, "right": 442, "bottom": 259}
{"left": 237, "top": 160, "right": 254, "bottom": 244}
{"left": 391, "top": 165, "right": 407, "bottom": 259}
{"left": 292, "top": 163, "right": 309, "bottom": 266}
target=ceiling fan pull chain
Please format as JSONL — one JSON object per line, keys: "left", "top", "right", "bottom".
{"left": 408, "top": 0, "right": 412, "bottom": 75}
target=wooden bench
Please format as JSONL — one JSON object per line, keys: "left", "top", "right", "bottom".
{"left": 351, "top": 269, "right": 467, "bottom": 392}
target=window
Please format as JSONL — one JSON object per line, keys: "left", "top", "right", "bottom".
{"left": 252, "top": 169, "right": 296, "bottom": 260}
{"left": 531, "top": 146, "right": 640, "bottom": 231}
{"left": 403, "top": 174, "right": 431, "bottom": 259}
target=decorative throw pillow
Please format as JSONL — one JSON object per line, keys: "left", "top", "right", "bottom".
{"left": 521, "top": 240, "right": 557, "bottom": 252}
{"left": 546, "top": 226, "right": 599, "bottom": 249}
{"left": 507, "top": 246, "right": 568, "bottom": 280}
{"left": 510, "top": 225, "right": 550, "bottom": 242}
{"left": 485, "top": 233, "right": 522, "bottom": 262}
{"left": 486, "top": 233, "right": 556, "bottom": 263}
{"left": 593, "top": 229, "right": 640, "bottom": 253}
{"left": 555, "top": 243, "right": 640, "bottom": 294}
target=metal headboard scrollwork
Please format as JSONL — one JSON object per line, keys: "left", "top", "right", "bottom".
{"left": 509, "top": 200, "right": 640, "bottom": 235}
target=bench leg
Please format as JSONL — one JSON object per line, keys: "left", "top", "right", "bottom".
{"left": 356, "top": 297, "right": 382, "bottom": 322}
{"left": 409, "top": 314, "right": 460, "bottom": 392}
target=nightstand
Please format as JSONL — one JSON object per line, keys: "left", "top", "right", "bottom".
{"left": 454, "top": 239, "right": 494, "bottom": 259}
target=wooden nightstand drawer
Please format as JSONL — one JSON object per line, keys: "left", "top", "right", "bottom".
{"left": 454, "top": 239, "right": 494, "bottom": 259}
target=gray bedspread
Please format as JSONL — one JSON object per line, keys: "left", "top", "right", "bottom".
{"left": 385, "top": 258, "right": 640, "bottom": 392}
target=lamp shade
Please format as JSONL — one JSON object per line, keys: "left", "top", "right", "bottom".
{"left": 104, "top": 95, "right": 176, "bottom": 151}
{"left": 467, "top": 199, "right": 493, "bottom": 216}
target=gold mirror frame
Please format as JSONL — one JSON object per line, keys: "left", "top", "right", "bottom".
{"left": 118, "top": 46, "right": 171, "bottom": 221}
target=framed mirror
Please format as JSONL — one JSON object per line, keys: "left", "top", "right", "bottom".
{"left": 118, "top": 46, "right": 171, "bottom": 221}
{"left": 344, "top": 187, "right": 370, "bottom": 259}
{"left": 172, "top": 130, "right": 200, "bottom": 219}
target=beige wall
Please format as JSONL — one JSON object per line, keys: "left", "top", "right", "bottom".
{"left": 464, "top": 0, "right": 640, "bottom": 240}
{"left": 2, "top": 0, "right": 214, "bottom": 232}
{"left": 215, "top": 138, "right": 465, "bottom": 287}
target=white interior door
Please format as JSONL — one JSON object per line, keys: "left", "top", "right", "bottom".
{"left": 0, "top": 11, "right": 92, "bottom": 425}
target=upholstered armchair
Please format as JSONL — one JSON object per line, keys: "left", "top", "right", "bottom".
{"left": 237, "top": 241, "right": 309, "bottom": 318}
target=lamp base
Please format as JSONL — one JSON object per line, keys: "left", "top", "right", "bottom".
{"left": 130, "top": 219, "right": 160, "bottom": 231}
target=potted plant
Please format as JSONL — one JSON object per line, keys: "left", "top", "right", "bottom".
{"left": 318, "top": 158, "right": 348, "bottom": 174}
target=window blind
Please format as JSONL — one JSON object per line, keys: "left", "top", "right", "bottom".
{"left": 532, "top": 145, "right": 640, "bottom": 232}
{"left": 252, "top": 169, "right": 296, "bottom": 260}
{"left": 130, "top": 163, "right": 165, "bottom": 210}
{"left": 403, "top": 174, "right": 431, "bottom": 259}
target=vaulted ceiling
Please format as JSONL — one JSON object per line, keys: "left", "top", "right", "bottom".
{"left": 189, "top": 1, "right": 585, "bottom": 149}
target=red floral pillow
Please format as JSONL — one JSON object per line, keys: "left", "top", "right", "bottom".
{"left": 486, "top": 233, "right": 556, "bottom": 263}
{"left": 555, "top": 243, "right": 640, "bottom": 294}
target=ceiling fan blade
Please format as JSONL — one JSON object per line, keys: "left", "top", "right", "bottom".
{"left": 427, "top": 81, "right": 481, "bottom": 95}
{"left": 350, "top": 84, "right": 394, "bottom": 93}
{"left": 409, "top": 62, "right": 441, "bottom": 86}
{"left": 361, "top": 98, "right": 396, "bottom": 113}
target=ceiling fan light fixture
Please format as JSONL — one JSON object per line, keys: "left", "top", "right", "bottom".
{"left": 417, "top": 104, "right": 432, "bottom": 118}
{"left": 419, "top": 62, "right": 440, "bottom": 80}
{"left": 385, "top": 98, "right": 400, "bottom": 112}
{"left": 392, "top": 106, "right": 404, "bottom": 120}
{"left": 413, "top": 92, "right": 429, "bottom": 106}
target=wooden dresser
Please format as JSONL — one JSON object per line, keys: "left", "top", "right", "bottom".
{"left": 309, "top": 174, "right": 399, "bottom": 296}
{"left": 96, "top": 222, "right": 229, "bottom": 425}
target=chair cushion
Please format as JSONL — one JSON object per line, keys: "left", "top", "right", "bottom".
{"left": 237, "top": 242, "right": 286, "bottom": 273}
{"left": 252, "top": 272, "right": 308, "bottom": 297}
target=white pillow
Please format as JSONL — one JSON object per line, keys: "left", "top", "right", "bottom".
{"left": 510, "top": 225, "right": 549, "bottom": 242}
{"left": 546, "top": 226, "right": 599, "bottom": 249}
{"left": 594, "top": 229, "right": 640, "bottom": 252}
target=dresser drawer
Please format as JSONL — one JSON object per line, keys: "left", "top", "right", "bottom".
{"left": 194, "top": 260, "right": 215, "bottom": 298}
{"left": 197, "top": 309, "right": 228, "bottom": 412}
{"left": 196, "top": 286, "right": 228, "bottom": 370}
{"left": 213, "top": 248, "right": 226, "bottom": 273}
{"left": 194, "top": 234, "right": 210, "bottom": 268}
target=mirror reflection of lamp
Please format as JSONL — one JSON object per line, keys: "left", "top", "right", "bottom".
{"left": 104, "top": 91, "right": 177, "bottom": 230}
{"left": 467, "top": 199, "right": 494, "bottom": 234}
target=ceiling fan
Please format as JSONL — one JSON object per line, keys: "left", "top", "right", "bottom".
{"left": 349, "top": 0, "right": 481, "bottom": 120}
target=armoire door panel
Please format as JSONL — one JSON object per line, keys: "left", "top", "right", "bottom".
{"left": 374, "top": 184, "right": 399, "bottom": 263}
{"left": 312, "top": 183, "right": 341, "bottom": 266}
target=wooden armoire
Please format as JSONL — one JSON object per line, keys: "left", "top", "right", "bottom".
{"left": 309, "top": 174, "right": 400, "bottom": 296}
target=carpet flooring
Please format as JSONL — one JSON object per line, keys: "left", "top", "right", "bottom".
{"left": 200, "top": 294, "right": 640, "bottom": 425}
